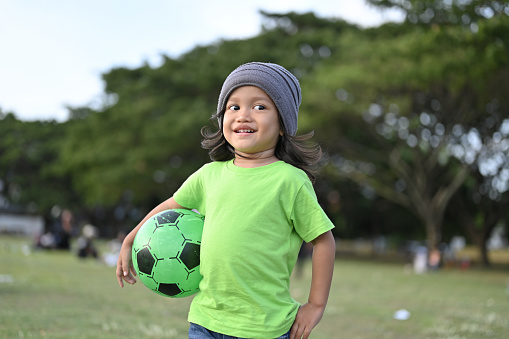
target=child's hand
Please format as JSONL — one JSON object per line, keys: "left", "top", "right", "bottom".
{"left": 290, "top": 302, "right": 325, "bottom": 339}
{"left": 116, "top": 240, "right": 137, "bottom": 287}
{"left": 115, "top": 197, "right": 184, "bottom": 288}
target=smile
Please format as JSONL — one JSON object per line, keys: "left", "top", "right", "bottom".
{"left": 235, "top": 129, "right": 254, "bottom": 133}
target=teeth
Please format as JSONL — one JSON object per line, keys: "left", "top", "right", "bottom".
{"left": 237, "top": 129, "right": 254, "bottom": 133}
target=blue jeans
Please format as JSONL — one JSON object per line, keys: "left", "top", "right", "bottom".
{"left": 188, "top": 323, "right": 290, "bottom": 339}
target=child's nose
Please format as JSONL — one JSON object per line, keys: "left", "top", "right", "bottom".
{"left": 236, "top": 108, "right": 252, "bottom": 121}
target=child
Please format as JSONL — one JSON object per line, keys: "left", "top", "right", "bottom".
{"left": 116, "top": 62, "right": 336, "bottom": 339}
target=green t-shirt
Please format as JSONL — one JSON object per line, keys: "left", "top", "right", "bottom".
{"left": 173, "top": 160, "right": 334, "bottom": 338}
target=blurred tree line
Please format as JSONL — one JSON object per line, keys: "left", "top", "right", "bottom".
{"left": 1, "top": 1, "right": 508, "bottom": 265}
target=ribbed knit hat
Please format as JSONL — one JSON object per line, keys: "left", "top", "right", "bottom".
{"left": 217, "top": 62, "right": 301, "bottom": 136}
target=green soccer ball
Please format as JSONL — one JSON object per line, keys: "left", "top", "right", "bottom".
{"left": 132, "top": 209, "right": 204, "bottom": 298}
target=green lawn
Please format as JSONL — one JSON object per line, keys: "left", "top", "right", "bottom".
{"left": 1, "top": 236, "right": 508, "bottom": 338}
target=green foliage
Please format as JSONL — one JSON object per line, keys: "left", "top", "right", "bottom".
{"left": 367, "top": 0, "right": 509, "bottom": 26}
{"left": 0, "top": 112, "right": 78, "bottom": 213}
{"left": 301, "top": 12, "right": 509, "bottom": 251}
{"left": 54, "top": 11, "right": 362, "bottom": 211}
{"left": 1, "top": 9, "right": 508, "bottom": 249}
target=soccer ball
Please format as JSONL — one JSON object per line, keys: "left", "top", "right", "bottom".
{"left": 132, "top": 209, "right": 204, "bottom": 298}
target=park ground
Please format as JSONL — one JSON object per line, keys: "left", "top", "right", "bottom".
{"left": 1, "top": 236, "right": 508, "bottom": 338}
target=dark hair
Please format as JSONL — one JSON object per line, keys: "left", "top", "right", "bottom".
{"left": 201, "top": 111, "right": 325, "bottom": 183}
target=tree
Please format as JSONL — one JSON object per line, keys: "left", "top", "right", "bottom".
{"left": 54, "top": 11, "right": 361, "bottom": 231}
{"left": 300, "top": 10, "right": 509, "bottom": 256}
{"left": 367, "top": 0, "right": 509, "bottom": 26}
{"left": 0, "top": 111, "right": 79, "bottom": 215}
{"left": 447, "top": 105, "right": 509, "bottom": 265}
{"left": 3, "top": 9, "right": 508, "bottom": 253}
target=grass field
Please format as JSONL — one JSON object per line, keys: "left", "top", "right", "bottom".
{"left": 1, "top": 236, "right": 508, "bottom": 339}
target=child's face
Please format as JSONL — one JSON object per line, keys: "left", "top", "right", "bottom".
{"left": 223, "top": 86, "right": 282, "bottom": 158}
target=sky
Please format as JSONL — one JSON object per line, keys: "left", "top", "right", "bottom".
{"left": 0, "top": 0, "right": 404, "bottom": 122}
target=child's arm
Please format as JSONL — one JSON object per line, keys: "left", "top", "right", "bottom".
{"left": 115, "top": 197, "right": 185, "bottom": 287}
{"left": 290, "top": 230, "right": 335, "bottom": 339}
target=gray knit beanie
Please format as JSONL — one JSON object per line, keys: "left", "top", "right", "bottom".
{"left": 217, "top": 62, "right": 301, "bottom": 136}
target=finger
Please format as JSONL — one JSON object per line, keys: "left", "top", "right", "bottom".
{"left": 296, "top": 325, "right": 305, "bottom": 339}
{"left": 116, "top": 265, "right": 125, "bottom": 288}
{"left": 290, "top": 323, "right": 298, "bottom": 339}
{"left": 302, "top": 327, "right": 311, "bottom": 339}
{"left": 116, "top": 274, "right": 124, "bottom": 287}
{"left": 118, "top": 251, "right": 132, "bottom": 277}
{"left": 124, "top": 271, "right": 137, "bottom": 285}
{"left": 121, "top": 260, "right": 136, "bottom": 285}
{"left": 117, "top": 255, "right": 134, "bottom": 286}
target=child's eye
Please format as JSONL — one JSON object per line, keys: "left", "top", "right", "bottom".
{"left": 254, "top": 105, "right": 265, "bottom": 110}
{"left": 227, "top": 105, "right": 240, "bottom": 111}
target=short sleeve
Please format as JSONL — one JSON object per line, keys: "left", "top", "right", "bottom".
{"left": 291, "top": 181, "right": 334, "bottom": 243}
{"left": 173, "top": 165, "right": 206, "bottom": 214}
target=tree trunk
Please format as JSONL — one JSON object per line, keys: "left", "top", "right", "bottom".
{"left": 424, "top": 215, "right": 441, "bottom": 251}
{"left": 479, "top": 234, "right": 490, "bottom": 267}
